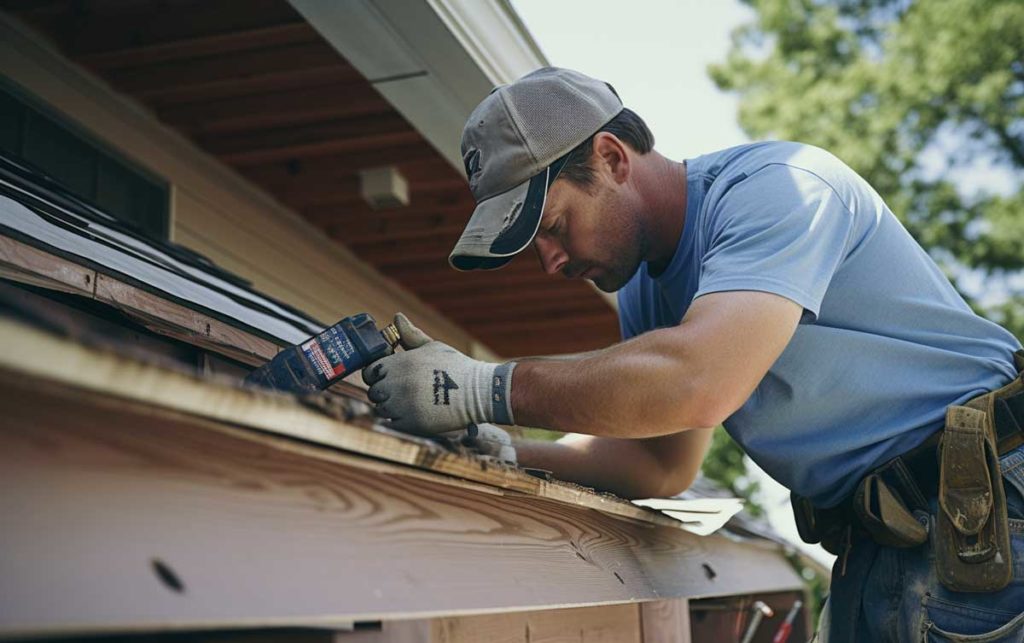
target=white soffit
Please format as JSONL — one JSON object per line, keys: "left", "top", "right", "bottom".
{"left": 287, "top": 0, "right": 547, "bottom": 173}
{"left": 288, "top": 0, "right": 618, "bottom": 311}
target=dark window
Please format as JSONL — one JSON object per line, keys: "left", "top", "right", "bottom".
{"left": 0, "top": 81, "right": 170, "bottom": 240}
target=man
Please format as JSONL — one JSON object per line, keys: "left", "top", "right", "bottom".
{"left": 362, "top": 68, "right": 1024, "bottom": 641}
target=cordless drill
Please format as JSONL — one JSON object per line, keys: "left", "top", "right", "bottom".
{"left": 245, "top": 313, "right": 400, "bottom": 394}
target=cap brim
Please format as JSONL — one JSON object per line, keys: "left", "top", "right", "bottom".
{"left": 449, "top": 166, "right": 550, "bottom": 271}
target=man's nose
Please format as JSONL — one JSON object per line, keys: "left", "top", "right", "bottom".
{"left": 534, "top": 235, "right": 568, "bottom": 276}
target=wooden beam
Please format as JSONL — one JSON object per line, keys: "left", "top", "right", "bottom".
{"left": 431, "top": 604, "right": 642, "bottom": 643}
{"left": 413, "top": 278, "right": 593, "bottom": 302}
{"left": 348, "top": 235, "right": 468, "bottom": 263}
{"left": 9, "top": 0, "right": 306, "bottom": 56}
{"left": 337, "top": 224, "right": 469, "bottom": 247}
{"left": 447, "top": 300, "right": 612, "bottom": 326}
{"left": 242, "top": 157, "right": 456, "bottom": 195}
{"left": 93, "top": 273, "right": 280, "bottom": 366}
{"left": 483, "top": 333, "right": 619, "bottom": 359}
{"left": 218, "top": 131, "right": 423, "bottom": 167}
{"left": 380, "top": 255, "right": 540, "bottom": 282}
{"left": 364, "top": 248, "right": 472, "bottom": 271}
{"left": 0, "top": 231, "right": 284, "bottom": 363}
{"left": 466, "top": 314, "right": 620, "bottom": 336}
{"left": 641, "top": 600, "right": 692, "bottom": 643}
{"left": 0, "top": 316, "right": 670, "bottom": 526}
{"left": 157, "top": 86, "right": 393, "bottom": 136}
{"left": 430, "top": 287, "right": 606, "bottom": 313}
{"left": 0, "top": 233, "right": 97, "bottom": 296}
{"left": 261, "top": 176, "right": 467, "bottom": 212}
{"left": 199, "top": 113, "right": 412, "bottom": 157}
{"left": 303, "top": 197, "right": 475, "bottom": 228}
{"left": 78, "top": 22, "right": 319, "bottom": 70}
{"left": 241, "top": 149, "right": 449, "bottom": 190}
{"left": 397, "top": 272, "right": 561, "bottom": 296}
{"left": 140, "top": 65, "right": 365, "bottom": 106}
{"left": 103, "top": 41, "right": 346, "bottom": 96}
{"left": 0, "top": 353, "right": 802, "bottom": 637}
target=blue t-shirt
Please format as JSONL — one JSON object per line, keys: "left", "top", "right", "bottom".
{"left": 617, "top": 142, "right": 1021, "bottom": 507}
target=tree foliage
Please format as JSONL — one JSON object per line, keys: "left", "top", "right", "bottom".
{"left": 702, "top": 426, "right": 765, "bottom": 517}
{"left": 710, "top": 0, "right": 1024, "bottom": 336}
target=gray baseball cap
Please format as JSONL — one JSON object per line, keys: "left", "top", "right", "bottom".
{"left": 449, "top": 67, "right": 623, "bottom": 271}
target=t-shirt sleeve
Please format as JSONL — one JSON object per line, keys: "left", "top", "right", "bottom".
{"left": 617, "top": 278, "right": 642, "bottom": 341}
{"left": 694, "top": 164, "right": 857, "bottom": 320}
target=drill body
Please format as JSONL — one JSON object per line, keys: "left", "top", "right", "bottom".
{"left": 245, "top": 313, "right": 400, "bottom": 394}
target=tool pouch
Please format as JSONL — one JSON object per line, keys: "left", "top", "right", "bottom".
{"left": 791, "top": 492, "right": 851, "bottom": 556}
{"left": 936, "top": 404, "right": 1012, "bottom": 592}
{"left": 852, "top": 464, "right": 928, "bottom": 548}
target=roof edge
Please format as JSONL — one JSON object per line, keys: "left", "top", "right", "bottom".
{"left": 425, "top": 0, "right": 550, "bottom": 85}
{"left": 288, "top": 0, "right": 619, "bottom": 312}
{"left": 287, "top": 0, "right": 547, "bottom": 173}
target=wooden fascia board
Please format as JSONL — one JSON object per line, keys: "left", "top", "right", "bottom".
{"left": 0, "top": 324, "right": 802, "bottom": 637}
{"left": 287, "top": 0, "right": 547, "bottom": 174}
{"left": 0, "top": 314, "right": 672, "bottom": 526}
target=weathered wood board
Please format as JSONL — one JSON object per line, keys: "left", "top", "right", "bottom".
{"left": 0, "top": 322, "right": 801, "bottom": 637}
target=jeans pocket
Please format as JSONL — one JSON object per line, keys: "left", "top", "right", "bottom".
{"left": 921, "top": 595, "right": 1024, "bottom": 642}
{"left": 1001, "top": 446, "right": 1024, "bottom": 520}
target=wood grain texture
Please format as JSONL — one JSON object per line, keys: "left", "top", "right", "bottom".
{"left": 10, "top": 0, "right": 305, "bottom": 56}
{"left": 1, "top": 370, "right": 800, "bottom": 638}
{"left": 94, "top": 273, "right": 280, "bottom": 365}
{"left": 641, "top": 600, "right": 691, "bottom": 643}
{"left": 0, "top": 316, "right": 679, "bottom": 527}
{"left": 432, "top": 604, "right": 642, "bottom": 643}
{"left": 78, "top": 22, "right": 320, "bottom": 70}
{"left": 0, "top": 234, "right": 97, "bottom": 296}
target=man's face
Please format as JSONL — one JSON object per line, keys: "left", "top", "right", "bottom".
{"left": 532, "top": 174, "right": 646, "bottom": 293}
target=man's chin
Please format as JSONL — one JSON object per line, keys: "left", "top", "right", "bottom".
{"left": 591, "top": 272, "right": 628, "bottom": 293}
{"left": 590, "top": 262, "right": 642, "bottom": 293}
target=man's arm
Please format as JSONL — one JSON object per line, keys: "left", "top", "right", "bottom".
{"left": 516, "top": 428, "right": 714, "bottom": 499}
{"left": 512, "top": 290, "right": 803, "bottom": 437}
{"left": 363, "top": 290, "right": 801, "bottom": 438}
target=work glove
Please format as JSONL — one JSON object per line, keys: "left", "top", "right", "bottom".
{"left": 446, "top": 423, "right": 517, "bottom": 464}
{"left": 362, "top": 313, "right": 516, "bottom": 435}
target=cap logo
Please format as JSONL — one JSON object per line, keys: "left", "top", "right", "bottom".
{"left": 463, "top": 148, "right": 482, "bottom": 191}
{"left": 501, "top": 200, "right": 523, "bottom": 233}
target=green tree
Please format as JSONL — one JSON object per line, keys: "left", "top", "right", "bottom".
{"left": 702, "top": 427, "right": 765, "bottom": 517}
{"left": 709, "top": 0, "right": 1024, "bottom": 337}
{"left": 705, "top": 0, "right": 1022, "bottom": 616}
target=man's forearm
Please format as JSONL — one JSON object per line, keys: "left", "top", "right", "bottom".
{"left": 515, "top": 429, "right": 711, "bottom": 499}
{"left": 511, "top": 328, "right": 714, "bottom": 437}
{"left": 506, "top": 292, "right": 803, "bottom": 439}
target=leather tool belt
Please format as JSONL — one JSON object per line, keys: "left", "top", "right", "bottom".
{"left": 793, "top": 349, "right": 1024, "bottom": 592}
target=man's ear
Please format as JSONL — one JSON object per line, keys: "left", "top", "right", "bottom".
{"left": 592, "top": 132, "right": 630, "bottom": 184}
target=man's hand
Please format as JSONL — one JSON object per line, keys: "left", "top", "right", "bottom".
{"left": 362, "top": 314, "right": 516, "bottom": 434}
{"left": 447, "top": 423, "right": 517, "bottom": 464}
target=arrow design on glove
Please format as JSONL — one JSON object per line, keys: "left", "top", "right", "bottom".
{"left": 433, "top": 369, "right": 460, "bottom": 405}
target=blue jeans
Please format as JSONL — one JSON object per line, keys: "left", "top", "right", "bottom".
{"left": 825, "top": 444, "right": 1024, "bottom": 642}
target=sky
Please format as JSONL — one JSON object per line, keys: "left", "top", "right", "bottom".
{"left": 510, "top": 0, "right": 754, "bottom": 160}
{"left": 510, "top": 0, "right": 838, "bottom": 568}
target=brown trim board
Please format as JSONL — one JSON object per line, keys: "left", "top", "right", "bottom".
{"left": 0, "top": 322, "right": 801, "bottom": 637}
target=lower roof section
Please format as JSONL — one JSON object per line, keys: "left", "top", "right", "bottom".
{"left": 0, "top": 314, "right": 802, "bottom": 638}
